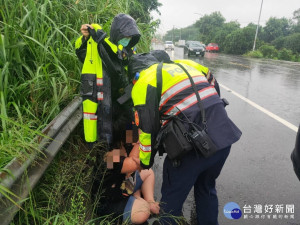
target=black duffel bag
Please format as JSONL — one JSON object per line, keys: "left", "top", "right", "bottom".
{"left": 159, "top": 117, "right": 194, "bottom": 160}
{"left": 156, "top": 115, "right": 218, "bottom": 160}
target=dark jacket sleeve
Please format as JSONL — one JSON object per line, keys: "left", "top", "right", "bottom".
{"left": 291, "top": 125, "right": 300, "bottom": 181}
{"left": 75, "top": 36, "right": 88, "bottom": 63}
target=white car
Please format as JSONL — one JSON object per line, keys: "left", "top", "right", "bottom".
{"left": 164, "top": 41, "right": 174, "bottom": 50}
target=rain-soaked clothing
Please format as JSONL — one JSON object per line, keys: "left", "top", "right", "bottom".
{"left": 75, "top": 14, "right": 140, "bottom": 148}
{"left": 128, "top": 53, "right": 242, "bottom": 224}
{"left": 129, "top": 57, "right": 241, "bottom": 169}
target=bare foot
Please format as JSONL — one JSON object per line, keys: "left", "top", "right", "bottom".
{"left": 148, "top": 201, "right": 160, "bottom": 215}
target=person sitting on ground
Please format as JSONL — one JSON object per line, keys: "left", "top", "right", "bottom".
{"left": 94, "top": 142, "right": 159, "bottom": 224}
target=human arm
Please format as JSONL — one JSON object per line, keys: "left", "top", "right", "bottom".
{"left": 121, "top": 143, "right": 142, "bottom": 173}
{"left": 131, "top": 79, "right": 161, "bottom": 169}
{"left": 75, "top": 24, "right": 106, "bottom": 63}
{"left": 75, "top": 24, "right": 93, "bottom": 63}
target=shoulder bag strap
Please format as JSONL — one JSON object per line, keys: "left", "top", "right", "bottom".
{"left": 174, "top": 63, "right": 207, "bottom": 126}
{"left": 156, "top": 62, "right": 163, "bottom": 104}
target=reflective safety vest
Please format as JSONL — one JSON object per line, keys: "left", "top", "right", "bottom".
{"left": 131, "top": 62, "right": 220, "bottom": 168}
{"left": 75, "top": 24, "right": 122, "bottom": 144}
{"left": 173, "top": 59, "right": 216, "bottom": 87}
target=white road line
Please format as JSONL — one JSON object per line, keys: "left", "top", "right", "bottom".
{"left": 219, "top": 83, "right": 298, "bottom": 132}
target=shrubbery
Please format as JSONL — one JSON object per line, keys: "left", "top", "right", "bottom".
{"left": 259, "top": 45, "right": 278, "bottom": 58}
{"left": 278, "top": 48, "right": 293, "bottom": 61}
{"left": 244, "top": 50, "right": 263, "bottom": 58}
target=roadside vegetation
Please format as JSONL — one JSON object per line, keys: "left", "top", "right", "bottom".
{"left": 0, "top": 0, "right": 160, "bottom": 171}
{"left": 162, "top": 9, "right": 300, "bottom": 62}
{"left": 0, "top": 0, "right": 161, "bottom": 224}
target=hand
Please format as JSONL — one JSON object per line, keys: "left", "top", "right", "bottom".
{"left": 80, "top": 24, "right": 93, "bottom": 39}
{"left": 89, "top": 29, "right": 107, "bottom": 44}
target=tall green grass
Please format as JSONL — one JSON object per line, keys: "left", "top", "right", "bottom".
{"left": 0, "top": 0, "right": 157, "bottom": 170}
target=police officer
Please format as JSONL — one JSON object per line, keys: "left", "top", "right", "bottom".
{"left": 75, "top": 14, "right": 140, "bottom": 149}
{"left": 128, "top": 52, "right": 242, "bottom": 225}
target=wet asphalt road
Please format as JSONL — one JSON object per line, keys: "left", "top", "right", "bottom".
{"left": 151, "top": 44, "right": 300, "bottom": 225}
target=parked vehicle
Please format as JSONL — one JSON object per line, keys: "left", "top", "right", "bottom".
{"left": 184, "top": 41, "right": 205, "bottom": 57}
{"left": 164, "top": 41, "right": 174, "bottom": 50}
{"left": 206, "top": 43, "right": 219, "bottom": 52}
{"left": 178, "top": 40, "right": 185, "bottom": 47}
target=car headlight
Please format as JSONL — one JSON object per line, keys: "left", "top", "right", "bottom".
{"left": 189, "top": 48, "right": 194, "bottom": 51}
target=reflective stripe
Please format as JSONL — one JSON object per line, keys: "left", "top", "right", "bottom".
{"left": 206, "top": 71, "right": 211, "bottom": 80}
{"left": 97, "top": 78, "right": 103, "bottom": 86}
{"left": 211, "top": 78, "right": 215, "bottom": 86}
{"left": 75, "top": 35, "right": 83, "bottom": 49}
{"left": 139, "top": 143, "right": 151, "bottom": 152}
{"left": 159, "top": 75, "right": 207, "bottom": 110}
{"left": 83, "top": 112, "right": 97, "bottom": 120}
{"left": 164, "top": 86, "right": 217, "bottom": 116}
{"left": 97, "top": 92, "right": 103, "bottom": 101}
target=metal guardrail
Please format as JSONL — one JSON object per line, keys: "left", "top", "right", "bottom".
{"left": 0, "top": 97, "right": 82, "bottom": 225}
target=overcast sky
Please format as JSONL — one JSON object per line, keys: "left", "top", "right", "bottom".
{"left": 152, "top": 0, "right": 300, "bottom": 34}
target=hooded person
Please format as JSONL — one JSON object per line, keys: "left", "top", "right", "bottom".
{"left": 75, "top": 14, "right": 141, "bottom": 149}
{"left": 75, "top": 15, "right": 161, "bottom": 225}
{"left": 110, "top": 13, "right": 140, "bottom": 61}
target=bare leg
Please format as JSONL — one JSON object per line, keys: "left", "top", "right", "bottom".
{"left": 139, "top": 169, "right": 160, "bottom": 214}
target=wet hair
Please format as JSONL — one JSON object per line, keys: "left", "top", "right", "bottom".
{"left": 128, "top": 53, "right": 159, "bottom": 81}
{"left": 150, "top": 50, "right": 172, "bottom": 63}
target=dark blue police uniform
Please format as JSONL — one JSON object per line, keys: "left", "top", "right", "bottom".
{"left": 160, "top": 101, "right": 242, "bottom": 225}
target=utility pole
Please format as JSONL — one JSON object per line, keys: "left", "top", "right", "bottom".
{"left": 180, "top": 28, "right": 182, "bottom": 40}
{"left": 172, "top": 25, "right": 174, "bottom": 43}
{"left": 253, "top": 0, "right": 263, "bottom": 51}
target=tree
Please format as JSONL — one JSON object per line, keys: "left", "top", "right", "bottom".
{"left": 224, "top": 25, "right": 256, "bottom": 54}
{"left": 262, "top": 17, "right": 290, "bottom": 43}
{"left": 283, "top": 33, "right": 300, "bottom": 53}
{"left": 195, "top": 12, "right": 225, "bottom": 38}
{"left": 214, "top": 21, "right": 240, "bottom": 51}
{"left": 129, "top": 0, "right": 162, "bottom": 24}
{"left": 293, "top": 8, "right": 300, "bottom": 21}
{"left": 292, "top": 8, "right": 300, "bottom": 33}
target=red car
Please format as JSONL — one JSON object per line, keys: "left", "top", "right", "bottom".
{"left": 206, "top": 43, "right": 219, "bottom": 52}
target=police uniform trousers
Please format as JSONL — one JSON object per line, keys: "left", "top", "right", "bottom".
{"left": 160, "top": 146, "right": 231, "bottom": 225}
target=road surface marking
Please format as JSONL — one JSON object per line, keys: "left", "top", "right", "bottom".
{"left": 229, "top": 62, "right": 251, "bottom": 69}
{"left": 220, "top": 83, "right": 298, "bottom": 132}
